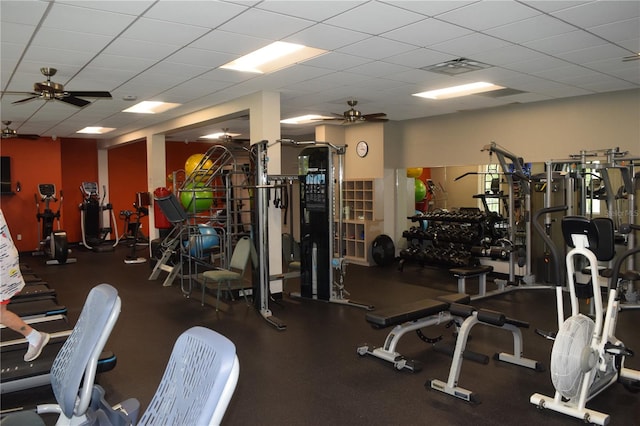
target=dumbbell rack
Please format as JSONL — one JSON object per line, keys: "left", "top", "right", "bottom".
{"left": 399, "top": 209, "right": 506, "bottom": 272}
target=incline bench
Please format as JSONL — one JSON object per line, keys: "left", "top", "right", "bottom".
{"left": 358, "top": 292, "right": 542, "bottom": 401}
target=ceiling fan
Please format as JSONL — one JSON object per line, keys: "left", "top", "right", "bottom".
{"left": 8, "top": 67, "right": 112, "bottom": 107}
{"left": 1, "top": 121, "right": 39, "bottom": 140}
{"left": 324, "top": 100, "right": 388, "bottom": 124}
{"left": 215, "top": 128, "right": 250, "bottom": 144}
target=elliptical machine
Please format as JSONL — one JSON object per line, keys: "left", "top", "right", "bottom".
{"left": 34, "top": 183, "right": 76, "bottom": 265}
{"left": 79, "top": 181, "right": 119, "bottom": 252}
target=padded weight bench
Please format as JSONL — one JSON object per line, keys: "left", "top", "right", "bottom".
{"left": 428, "top": 303, "right": 543, "bottom": 403}
{"left": 357, "top": 293, "right": 470, "bottom": 372}
{"left": 449, "top": 265, "right": 495, "bottom": 300}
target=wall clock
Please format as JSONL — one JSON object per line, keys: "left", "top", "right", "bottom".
{"left": 356, "top": 140, "right": 369, "bottom": 158}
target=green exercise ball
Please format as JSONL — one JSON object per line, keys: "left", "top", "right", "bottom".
{"left": 180, "top": 183, "right": 213, "bottom": 212}
{"left": 415, "top": 179, "right": 427, "bottom": 202}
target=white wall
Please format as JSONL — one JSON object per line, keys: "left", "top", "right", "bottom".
{"left": 399, "top": 89, "right": 640, "bottom": 168}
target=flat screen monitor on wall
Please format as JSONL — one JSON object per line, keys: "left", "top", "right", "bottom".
{"left": 1, "top": 156, "right": 12, "bottom": 194}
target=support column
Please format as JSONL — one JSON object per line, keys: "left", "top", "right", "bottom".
{"left": 146, "top": 133, "right": 166, "bottom": 241}
{"left": 97, "top": 148, "right": 112, "bottom": 238}
{"left": 250, "top": 92, "right": 282, "bottom": 296}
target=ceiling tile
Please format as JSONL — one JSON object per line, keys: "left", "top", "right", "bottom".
{"left": 345, "top": 61, "right": 412, "bottom": 78}
{"left": 384, "top": 48, "right": 453, "bottom": 69}
{"left": 284, "top": 23, "right": 371, "bottom": 51}
{"left": 324, "top": 2, "right": 425, "bottom": 35}
{"left": 190, "top": 30, "right": 271, "bottom": 55}
{"left": 119, "top": 17, "right": 210, "bottom": 46}
{"left": 588, "top": 17, "right": 640, "bottom": 44}
{"left": 30, "top": 27, "right": 113, "bottom": 53}
{"left": 256, "top": 1, "right": 365, "bottom": 21}
{"left": 217, "top": 8, "right": 315, "bottom": 39}
{"left": 560, "top": 44, "right": 631, "bottom": 65}
{"left": 22, "top": 46, "right": 97, "bottom": 70}
{"left": 56, "top": 1, "right": 155, "bottom": 16}
{"left": 474, "top": 45, "right": 547, "bottom": 67}
{"left": 336, "top": 37, "right": 418, "bottom": 61}
{"left": 43, "top": 3, "right": 137, "bottom": 36}
{"left": 303, "top": 52, "right": 373, "bottom": 71}
{"left": 103, "top": 38, "right": 182, "bottom": 61}
{"left": 0, "top": 1, "right": 49, "bottom": 25}
{"left": 429, "top": 32, "right": 512, "bottom": 57}
{"left": 523, "top": 30, "right": 607, "bottom": 55}
{"left": 379, "top": 1, "right": 477, "bottom": 17}
{"left": 166, "top": 47, "right": 235, "bottom": 69}
{"left": 485, "top": 14, "right": 576, "bottom": 44}
{"left": 551, "top": 1, "right": 640, "bottom": 28}
{"left": 143, "top": 1, "right": 249, "bottom": 28}
{"left": 0, "top": 21, "right": 36, "bottom": 44}
{"left": 382, "top": 18, "right": 473, "bottom": 47}
{"left": 436, "top": 1, "right": 540, "bottom": 31}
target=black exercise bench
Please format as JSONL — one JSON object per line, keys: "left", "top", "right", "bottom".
{"left": 358, "top": 292, "right": 542, "bottom": 401}
{"left": 449, "top": 265, "right": 495, "bottom": 300}
{"left": 357, "top": 293, "right": 470, "bottom": 371}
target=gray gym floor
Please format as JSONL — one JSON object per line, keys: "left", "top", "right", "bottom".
{"left": 2, "top": 245, "right": 639, "bottom": 425}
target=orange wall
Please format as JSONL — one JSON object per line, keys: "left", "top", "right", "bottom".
{"left": 108, "top": 141, "right": 149, "bottom": 236}
{"left": 0, "top": 137, "right": 63, "bottom": 252}
{"left": 61, "top": 138, "right": 99, "bottom": 243}
{"left": 1, "top": 138, "right": 217, "bottom": 251}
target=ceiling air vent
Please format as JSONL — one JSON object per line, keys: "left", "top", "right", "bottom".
{"left": 421, "top": 57, "right": 493, "bottom": 76}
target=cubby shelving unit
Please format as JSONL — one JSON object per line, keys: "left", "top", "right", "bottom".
{"left": 336, "top": 179, "right": 383, "bottom": 266}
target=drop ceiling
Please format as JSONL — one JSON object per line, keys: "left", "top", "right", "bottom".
{"left": 1, "top": 0, "right": 638, "bottom": 143}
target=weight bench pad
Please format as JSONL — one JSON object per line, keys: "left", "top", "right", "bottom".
{"left": 450, "top": 265, "right": 494, "bottom": 277}
{"left": 366, "top": 299, "right": 449, "bottom": 328}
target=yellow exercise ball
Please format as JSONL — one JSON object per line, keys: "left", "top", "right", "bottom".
{"left": 185, "top": 153, "right": 213, "bottom": 177}
{"left": 406, "top": 167, "right": 423, "bottom": 178}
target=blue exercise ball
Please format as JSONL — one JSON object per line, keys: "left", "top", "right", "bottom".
{"left": 184, "top": 224, "right": 219, "bottom": 256}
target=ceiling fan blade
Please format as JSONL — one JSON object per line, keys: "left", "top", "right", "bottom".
{"left": 67, "top": 91, "right": 112, "bottom": 98}
{"left": 367, "top": 117, "right": 389, "bottom": 122}
{"left": 363, "top": 112, "right": 387, "bottom": 119}
{"left": 18, "top": 133, "right": 40, "bottom": 140}
{"left": 12, "top": 96, "right": 39, "bottom": 104}
{"left": 58, "top": 95, "right": 91, "bottom": 107}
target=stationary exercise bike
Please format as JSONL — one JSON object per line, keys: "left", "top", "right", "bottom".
{"left": 530, "top": 216, "right": 639, "bottom": 425}
{"left": 123, "top": 192, "right": 150, "bottom": 264}
{"left": 79, "top": 181, "right": 119, "bottom": 252}
{"left": 34, "top": 183, "right": 76, "bottom": 265}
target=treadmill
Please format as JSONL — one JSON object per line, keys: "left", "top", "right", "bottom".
{"left": 1, "top": 316, "right": 117, "bottom": 394}
{"left": 1, "top": 268, "right": 116, "bottom": 394}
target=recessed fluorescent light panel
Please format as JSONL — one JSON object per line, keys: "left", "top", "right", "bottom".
{"left": 413, "top": 82, "right": 505, "bottom": 100}
{"left": 123, "top": 101, "right": 181, "bottom": 114}
{"left": 281, "top": 114, "right": 333, "bottom": 124}
{"left": 201, "top": 131, "right": 241, "bottom": 139}
{"left": 77, "top": 127, "right": 115, "bottom": 134}
{"left": 221, "top": 41, "right": 327, "bottom": 74}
